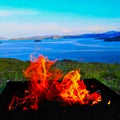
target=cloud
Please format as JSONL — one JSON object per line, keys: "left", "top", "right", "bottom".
{"left": 0, "top": 21, "right": 120, "bottom": 38}
{"left": 0, "top": 9, "right": 38, "bottom": 17}
{"left": 0, "top": 12, "right": 120, "bottom": 38}
{"left": 62, "top": 19, "right": 120, "bottom": 34}
{"left": 0, "top": 22, "right": 62, "bottom": 38}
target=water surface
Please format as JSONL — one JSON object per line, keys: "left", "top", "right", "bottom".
{"left": 0, "top": 38, "right": 120, "bottom": 63}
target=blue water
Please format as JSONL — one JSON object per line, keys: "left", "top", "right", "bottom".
{"left": 0, "top": 38, "right": 120, "bottom": 63}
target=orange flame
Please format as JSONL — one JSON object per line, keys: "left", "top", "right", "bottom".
{"left": 8, "top": 55, "right": 101, "bottom": 110}
{"left": 57, "top": 70, "right": 101, "bottom": 105}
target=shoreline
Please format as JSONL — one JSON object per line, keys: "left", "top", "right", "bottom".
{"left": 0, "top": 57, "right": 120, "bottom": 64}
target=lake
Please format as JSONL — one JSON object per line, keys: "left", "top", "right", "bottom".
{"left": 0, "top": 38, "right": 120, "bottom": 63}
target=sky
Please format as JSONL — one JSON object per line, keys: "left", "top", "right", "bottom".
{"left": 0, "top": 0, "right": 120, "bottom": 38}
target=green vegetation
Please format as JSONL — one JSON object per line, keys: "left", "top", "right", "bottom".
{"left": 0, "top": 58, "right": 29, "bottom": 92}
{"left": 0, "top": 58, "right": 120, "bottom": 95}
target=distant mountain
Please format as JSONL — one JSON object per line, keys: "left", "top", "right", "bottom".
{"left": 57, "top": 31, "right": 120, "bottom": 39}
{"left": 10, "top": 35, "right": 62, "bottom": 40}
{"left": 6, "top": 30, "right": 120, "bottom": 41}
{"left": 104, "top": 31, "right": 117, "bottom": 34}
{"left": 78, "top": 31, "right": 120, "bottom": 39}
{"left": 0, "top": 37, "right": 7, "bottom": 40}
{"left": 97, "top": 31, "right": 120, "bottom": 39}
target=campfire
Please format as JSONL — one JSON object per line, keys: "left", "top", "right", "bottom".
{"left": 7, "top": 55, "right": 102, "bottom": 110}
{"left": 0, "top": 55, "right": 120, "bottom": 120}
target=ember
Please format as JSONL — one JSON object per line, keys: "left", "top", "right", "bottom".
{"left": 7, "top": 55, "right": 102, "bottom": 110}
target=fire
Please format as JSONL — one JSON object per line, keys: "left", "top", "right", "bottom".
{"left": 59, "top": 70, "right": 88, "bottom": 104}
{"left": 57, "top": 70, "right": 101, "bottom": 105}
{"left": 8, "top": 55, "right": 102, "bottom": 110}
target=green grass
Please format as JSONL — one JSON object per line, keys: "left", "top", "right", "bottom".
{"left": 0, "top": 58, "right": 120, "bottom": 95}
{"left": 0, "top": 58, "right": 29, "bottom": 92}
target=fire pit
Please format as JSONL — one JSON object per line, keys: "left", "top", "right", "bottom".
{"left": 0, "top": 55, "right": 120, "bottom": 120}
{"left": 0, "top": 79, "right": 120, "bottom": 120}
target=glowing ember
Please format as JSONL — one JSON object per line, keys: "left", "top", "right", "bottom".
{"left": 8, "top": 55, "right": 102, "bottom": 110}
{"left": 107, "top": 100, "right": 111, "bottom": 105}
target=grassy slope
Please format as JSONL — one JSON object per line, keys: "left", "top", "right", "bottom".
{"left": 0, "top": 58, "right": 120, "bottom": 95}
{"left": 0, "top": 58, "right": 30, "bottom": 92}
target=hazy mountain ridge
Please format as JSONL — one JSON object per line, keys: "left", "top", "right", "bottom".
{"left": 9, "top": 35, "right": 63, "bottom": 40}
{"left": 1, "top": 31, "right": 120, "bottom": 41}
{"left": 0, "top": 37, "right": 8, "bottom": 40}
{"left": 71, "top": 31, "right": 120, "bottom": 39}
